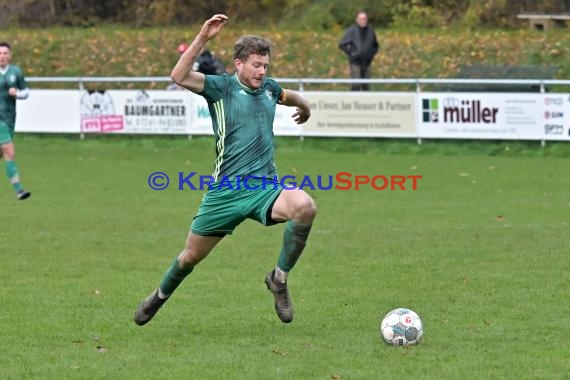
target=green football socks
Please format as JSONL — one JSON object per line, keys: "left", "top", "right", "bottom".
{"left": 158, "top": 257, "right": 194, "bottom": 298}
{"left": 157, "top": 221, "right": 312, "bottom": 297}
{"left": 5, "top": 160, "right": 23, "bottom": 192}
{"left": 277, "top": 221, "right": 312, "bottom": 273}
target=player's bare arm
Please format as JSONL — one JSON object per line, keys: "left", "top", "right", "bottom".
{"left": 281, "top": 89, "right": 311, "bottom": 124}
{"left": 170, "top": 14, "right": 229, "bottom": 93}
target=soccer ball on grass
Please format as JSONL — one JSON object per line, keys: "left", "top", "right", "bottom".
{"left": 380, "top": 308, "right": 423, "bottom": 347}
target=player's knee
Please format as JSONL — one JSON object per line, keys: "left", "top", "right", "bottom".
{"left": 295, "top": 196, "right": 317, "bottom": 222}
{"left": 1, "top": 143, "right": 15, "bottom": 160}
{"left": 179, "top": 248, "right": 202, "bottom": 267}
{"left": 305, "top": 197, "right": 317, "bottom": 219}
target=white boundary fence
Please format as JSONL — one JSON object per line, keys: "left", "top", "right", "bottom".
{"left": 16, "top": 77, "right": 570, "bottom": 143}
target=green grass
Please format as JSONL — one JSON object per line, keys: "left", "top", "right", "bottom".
{"left": 1, "top": 135, "right": 569, "bottom": 379}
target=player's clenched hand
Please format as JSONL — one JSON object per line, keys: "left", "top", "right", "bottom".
{"left": 292, "top": 107, "right": 310, "bottom": 125}
{"left": 198, "top": 14, "right": 229, "bottom": 41}
{"left": 8, "top": 88, "right": 17, "bottom": 97}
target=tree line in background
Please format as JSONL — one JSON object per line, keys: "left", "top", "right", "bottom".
{"left": 1, "top": 0, "right": 569, "bottom": 29}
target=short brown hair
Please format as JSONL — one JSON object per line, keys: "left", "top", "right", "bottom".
{"left": 233, "top": 35, "right": 271, "bottom": 61}
{"left": 0, "top": 41, "right": 12, "bottom": 50}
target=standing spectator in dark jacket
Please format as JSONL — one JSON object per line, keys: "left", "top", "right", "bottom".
{"left": 167, "top": 43, "right": 226, "bottom": 90}
{"left": 339, "top": 11, "right": 379, "bottom": 91}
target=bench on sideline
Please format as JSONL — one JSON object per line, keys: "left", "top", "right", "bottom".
{"left": 517, "top": 14, "right": 570, "bottom": 30}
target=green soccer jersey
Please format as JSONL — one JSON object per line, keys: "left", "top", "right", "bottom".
{"left": 0, "top": 65, "right": 27, "bottom": 129}
{"left": 201, "top": 74, "right": 283, "bottom": 181}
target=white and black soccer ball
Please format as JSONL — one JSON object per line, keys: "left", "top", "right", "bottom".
{"left": 380, "top": 308, "right": 423, "bottom": 347}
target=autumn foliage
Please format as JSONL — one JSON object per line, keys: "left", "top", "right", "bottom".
{"left": 3, "top": 24, "right": 570, "bottom": 89}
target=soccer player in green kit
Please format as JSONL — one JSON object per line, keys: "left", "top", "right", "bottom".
{"left": 135, "top": 14, "right": 315, "bottom": 325}
{"left": 0, "top": 42, "right": 31, "bottom": 200}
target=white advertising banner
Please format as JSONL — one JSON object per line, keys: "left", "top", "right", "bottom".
{"left": 542, "top": 95, "right": 570, "bottom": 141}
{"left": 13, "top": 88, "right": 570, "bottom": 141}
{"left": 16, "top": 89, "right": 301, "bottom": 136}
{"left": 79, "top": 90, "right": 192, "bottom": 134}
{"left": 418, "top": 93, "right": 544, "bottom": 140}
{"left": 16, "top": 90, "right": 81, "bottom": 133}
{"left": 301, "top": 92, "right": 417, "bottom": 137}
{"left": 186, "top": 92, "right": 214, "bottom": 135}
{"left": 274, "top": 104, "right": 302, "bottom": 136}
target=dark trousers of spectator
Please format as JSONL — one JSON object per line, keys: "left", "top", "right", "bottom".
{"left": 349, "top": 63, "right": 371, "bottom": 91}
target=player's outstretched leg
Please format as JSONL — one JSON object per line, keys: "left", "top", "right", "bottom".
{"left": 266, "top": 188, "right": 316, "bottom": 323}
{"left": 134, "top": 234, "right": 220, "bottom": 326}
{"left": 134, "top": 289, "right": 167, "bottom": 326}
{"left": 265, "top": 268, "right": 294, "bottom": 323}
{"left": 134, "top": 257, "right": 194, "bottom": 326}
{"left": 5, "top": 159, "right": 30, "bottom": 200}
{"left": 266, "top": 221, "right": 313, "bottom": 323}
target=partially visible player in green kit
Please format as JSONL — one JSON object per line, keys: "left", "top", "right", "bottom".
{"left": 0, "top": 42, "right": 31, "bottom": 200}
{"left": 135, "top": 14, "right": 315, "bottom": 325}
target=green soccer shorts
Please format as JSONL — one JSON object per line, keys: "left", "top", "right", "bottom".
{"left": 190, "top": 178, "right": 285, "bottom": 236}
{"left": 0, "top": 121, "right": 14, "bottom": 145}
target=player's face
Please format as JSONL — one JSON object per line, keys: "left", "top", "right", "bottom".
{"left": 0, "top": 46, "right": 11, "bottom": 68}
{"left": 235, "top": 54, "right": 270, "bottom": 89}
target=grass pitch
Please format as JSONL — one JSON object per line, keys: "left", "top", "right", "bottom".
{"left": 1, "top": 135, "right": 569, "bottom": 379}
